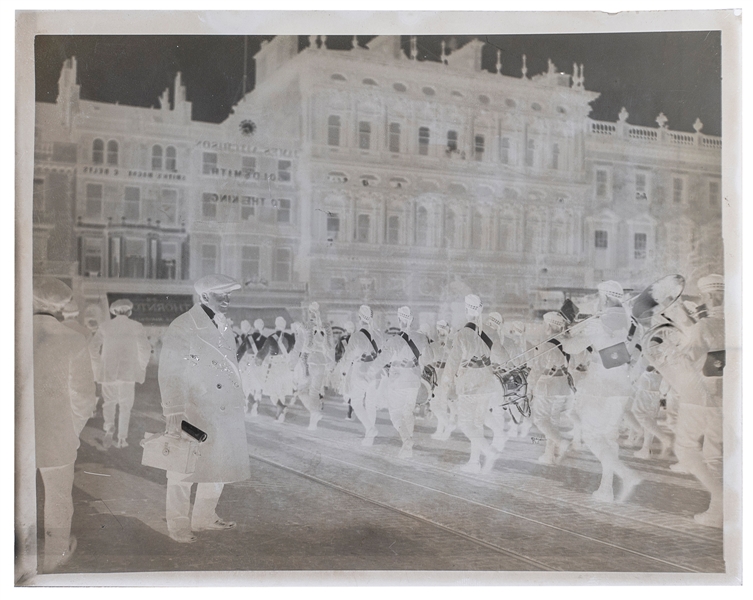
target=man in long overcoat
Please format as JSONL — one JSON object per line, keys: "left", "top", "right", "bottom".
{"left": 158, "top": 274, "right": 251, "bottom": 543}
{"left": 89, "top": 298, "right": 151, "bottom": 448}
{"left": 33, "top": 277, "right": 97, "bottom": 571}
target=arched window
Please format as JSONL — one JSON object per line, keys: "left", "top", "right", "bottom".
{"left": 165, "top": 146, "right": 177, "bottom": 171}
{"left": 152, "top": 145, "right": 163, "bottom": 170}
{"left": 106, "top": 140, "right": 119, "bottom": 165}
{"left": 328, "top": 115, "right": 341, "bottom": 147}
{"left": 415, "top": 207, "right": 429, "bottom": 246}
{"left": 471, "top": 211, "right": 484, "bottom": 249}
{"left": 92, "top": 139, "right": 104, "bottom": 164}
{"left": 386, "top": 215, "right": 400, "bottom": 244}
{"left": 444, "top": 209, "right": 456, "bottom": 248}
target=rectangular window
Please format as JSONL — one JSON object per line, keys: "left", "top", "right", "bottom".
{"left": 500, "top": 137, "right": 510, "bottom": 165}
{"left": 358, "top": 121, "right": 371, "bottom": 150}
{"left": 326, "top": 214, "right": 340, "bottom": 241}
{"left": 82, "top": 237, "right": 102, "bottom": 276}
{"left": 356, "top": 214, "right": 371, "bottom": 243}
{"left": 158, "top": 242, "right": 178, "bottom": 280}
{"left": 242, "top": 156, "right": 256, "bottom": 176}
{"left": 418, "top": 127, "right": 430, "bottom": 155}
{"left": 635, "top": 173, "right": 647, "bottom": 199}
{"left": 386, "top": 215, "right": 400, "bottom": 244}
{"left": 330, "top": 277, "right": 346, "bottom": 292}
{"left": 596, "top": 170, "right": 608, "bottom": 197}
{"left": 85, "top": 183, "right": 103, "bottom": 218}
{"left": 161, "top": 189, "right": 178, "bottom": 224}
{"left": 709, "top": 181, "right": 720, "bottom": 205}
{"left": 201, "top": 244, "right": 218, "bottom": 277}
{"left": 123, "top": 238, "right": 146, "bottom": 278}
{"left": 525, "top": 139, "right": 535, "bottom": 167}
{"left": 124, "top": 186, "right": 140, "bottom": 221}
{"left": 276, "top": 198, "right": 291, "bottom": 223}
{"left": 277, "top": 160, "right": 291, "bottom": 182}
{"left": 634, "top": 233, "right": 647, "bottom": 260}
{"left": 328, "top": 115, "right": 341, "bottom": 146}
{"left": 447, "top": 130, "right": 458, "bottom": 152}
{"left": 106, "top": 141, "right": 118, "bottom": 166}
{"left": 33, "top": 177, "right": 44, "bottom": 210}
{"left": 551, "top": 143, "right": 559, "bottom": 170}
{"left": 594, "top": 229, "right": 608, "bottom": 249}
{"left": 273, "top": 248, "right": 291, "bottom": 282}
{"left": 673, "top": 177, "right": 684, "bottom": 203}
{"left": 165, "top": 146, "right": 177, "bottom": 172}
{"left": 202, "top": 193, "right": 217, "bottom": 219}
{"left": 202, "top": 152, "right": 218, "bottom": 175}
{"left": 241, "top": 204, "right": 255, "bottom": 221}
{"left": 109, "top": 236, "right": 121, "bottom": 277}
{"left": 389, "top": 123, "right": 401, "bottom": 153}
{"left": 474, "top": 135, "right": 485, "bottom": 161}
{"left": 241, "top": 245, "right": 260, "bottom": 281}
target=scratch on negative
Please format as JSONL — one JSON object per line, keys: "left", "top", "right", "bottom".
{"left": 83, "top": 471, "right": 111, "bottom": 477}
{"left": 389, "top": 541, "right": 398, "bottom": 555}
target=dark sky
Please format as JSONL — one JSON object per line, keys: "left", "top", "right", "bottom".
{"left": 35, "top": 32, "right": 722, "bottom": 136}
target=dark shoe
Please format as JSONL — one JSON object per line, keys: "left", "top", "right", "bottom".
{"left": 193, "top": 519, "right": 236, "bottom": 531}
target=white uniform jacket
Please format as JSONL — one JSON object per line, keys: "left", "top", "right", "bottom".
{"left": 89, "top": 315, "right": 151, "bottom": 384}
{"left": 34, "top": 315, "right": 97, "bottom": 468}
{"left": 440, "top": 323, "right": 496, "bottom": 396}
{"left": 158, "top": 304, "right": 251, "bottom": 484}
{"left": 341, "top": 327, "right": 382, "bottom": 397}
{"left": 372, "top": 330, "right": 432, "bottom": 390}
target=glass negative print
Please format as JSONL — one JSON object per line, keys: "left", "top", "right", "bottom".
{"left": 17, "top": 11, "right": 741, "bottom": 586}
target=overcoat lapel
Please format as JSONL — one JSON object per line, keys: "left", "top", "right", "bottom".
{"left": 189, "top": 305, "right": 241, "bottom": 380}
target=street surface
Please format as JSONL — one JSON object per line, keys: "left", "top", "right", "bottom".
{"left": 37, "top": 376, "right": 725, "bottom": 576}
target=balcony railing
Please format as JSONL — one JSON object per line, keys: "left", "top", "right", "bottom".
{"left": 588, "top": 119, "right": 721, "bottom": 150}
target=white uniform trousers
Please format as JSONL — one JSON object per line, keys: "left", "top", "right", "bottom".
{"left": 532, "top": 394, "right": 569, "bottom": 457}
{"left": 38, "top": 462, "right": 75, "bottom": 572}
{"left": 457, "top": 392, "right": 497, "bottom": 465}
{"left": 166, "top": 471, "right": 224, "bottom": 536}
{"left": 101, "top": 380, "right": 136, "bottom": 441}
{"left": 387, "top": 384, "right": 420, "bottom": 444}
{"left": 675, "top": 404, "right": 723, "bottom": 517}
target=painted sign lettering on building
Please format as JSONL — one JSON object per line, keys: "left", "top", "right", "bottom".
{"left": 196, "top": 140, "right": 298, "bottom": 158}
{"left": 106, "top": 293, "right": 194, "bottom": 326}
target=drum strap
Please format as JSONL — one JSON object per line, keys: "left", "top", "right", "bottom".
{"left": 400, "top": 332, "right": 421, "bottom": 362}
{"left": 465, "top": 322, "right": 493, "bottom": 350}
{"left": 360, "top": 328, "right": 380, "bottom": 356}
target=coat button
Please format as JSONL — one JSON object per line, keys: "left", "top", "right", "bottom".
{"left": 220, "top": 405, "right": 226, "bottom": 411}
{"left": 216, "top": 383, "right": 222, "bottom": 389}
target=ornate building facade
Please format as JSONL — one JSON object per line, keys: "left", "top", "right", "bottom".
{"left": 33, "top": 37, "right": 722, "bottom": 332}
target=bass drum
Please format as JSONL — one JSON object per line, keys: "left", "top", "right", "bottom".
{"left": 493, "top": 366, "right": 532, "bottom": 424}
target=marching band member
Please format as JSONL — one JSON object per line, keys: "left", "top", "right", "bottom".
{"left": 428, "top": 320, "right": 455, "bottom": 440}
{"left": 529, "top": 312, "right": 574, "bottom": 465}
{"left": 256, "top": 317, "right": 296, "bottom": 422}
{"left": 647, "top": 274, "right": 724, "bottom": 527}
{"left": 438, "top": 295, "right": 499, "bottom": 474}
{"left": 293, "top": 302, "right": 335, "bottom": 430}
{"left": 558, "top": 280, "right": 643, "bottom": 502}
{"left": 334, "top": 321, "right": 355, "bottom": 408}
{"left": 237, "top": 319, "right": 263, "bottom": 416}
{"left": 629, "top": 358, "right": 672, "bottom": 459}
{"left": 484, "top": 312, "right": 513, "bottom": 451}
{"left": 370, "top": 306, "right": 432, "bottom": 458}
{"left": 340, "top": 305, "right": 382, "bottom": 445}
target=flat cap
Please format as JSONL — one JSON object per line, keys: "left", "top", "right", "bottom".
{"left": 194, "top": 274, "right": 241, "bottom": 297}
{"left": 110, "top": 299, "right": 133, "bottom": 314}
{"left": 33, "top": 277, "right": 73, "bottom": 307}
{"left": 697, "top": 274, "right": 724, "bottom": 293}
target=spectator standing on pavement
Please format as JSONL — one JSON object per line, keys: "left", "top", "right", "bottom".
{"left": 33, "top": 277, "right": 97, "bottom": 572}
{"left": 61, "top": 301, "right": 91, "bottom": 339}
{"left": 89, "top": 299, "right": 151, "bottom": 449}
{"left": 158, "top": 274, "right": 251, "bottom": 543}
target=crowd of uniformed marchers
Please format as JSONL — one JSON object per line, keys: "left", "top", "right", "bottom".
{"left": 31, "top": 270, "right": 725, "bottom": 568}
